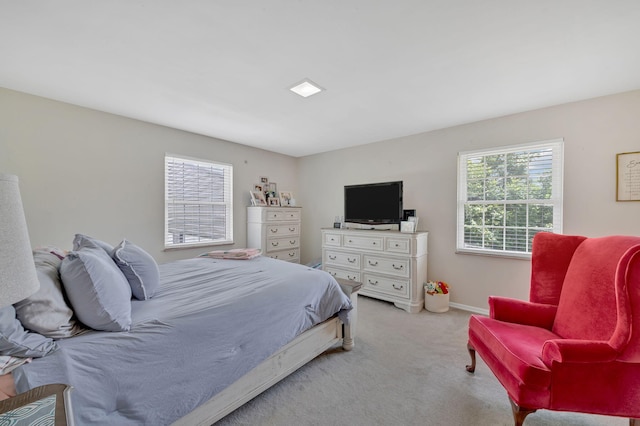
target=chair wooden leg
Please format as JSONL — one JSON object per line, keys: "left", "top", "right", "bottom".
{"left": 509, "top": 398, "right": 536, "bottom": 426}
{"left": 466, "top": 342, "right": 476, "bottom": 373}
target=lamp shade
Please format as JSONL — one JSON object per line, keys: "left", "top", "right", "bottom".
{"left": 0, "top": 173, "right": 40, "bottom": 307}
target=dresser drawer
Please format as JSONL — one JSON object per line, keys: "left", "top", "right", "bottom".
{"left": 265, "top": 209, "right": 301, "bottom": 222}
{"left": 325, "top": 250, "right": 361, "bottom": 268}
{"left": 266, "top": 236, "right": 300, "bottom": 253}
{"left": 343, "top": 235, "right": 384, "bottom": 251}
{"left": 363, "top": 255, "right": 410, "bottom": 277}
{"left": 266, "top": 224, "right": 299, "bottom": 237}
{"left": 266, "top": 248, "right": 299, "bottom": 262}
{"left": 324, "top": 233, "right": 342, "bottom": 247}
{"left": 324, "top": 267, "right": 361, "bottom": 282}
{"left": 386, "top": 237, "right": 411, "bottom": 254}
{"left": 363, "top": 273, "right": 409, "bottom": 298}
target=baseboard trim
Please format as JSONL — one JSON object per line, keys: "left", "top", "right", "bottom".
{"left": 449, "top": 302, "right": 489, "bottom": 316}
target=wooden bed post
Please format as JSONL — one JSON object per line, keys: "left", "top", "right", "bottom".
{"left": 335, "top": 278, "right": 362, "bottom": 351}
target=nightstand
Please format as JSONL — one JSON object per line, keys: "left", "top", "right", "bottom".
{"left": 0, "top": 384, "right": 74, "bottom": 425}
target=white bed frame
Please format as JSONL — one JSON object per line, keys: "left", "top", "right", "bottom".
{"left": 173, "top": 286, "right": 359, "bottom": 426}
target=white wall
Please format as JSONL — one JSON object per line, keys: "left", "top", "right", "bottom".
{"left": 0, "top": 87, "right": 299, "bottom": 263}
{"left": 3, "top": 86, "right": 640, "bottom": 311}
{"left": 298, "top": 90, "right": 640, "bottom": 310}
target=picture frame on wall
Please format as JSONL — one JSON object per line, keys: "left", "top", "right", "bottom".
{"left": 259, "top": 176, "right": 269, "bottom": 184}
{"left": 616, "top": 151, "right": 640, "bottom": 201}
{"left": 250, "top": 190, "right": 267, "bottom": 206}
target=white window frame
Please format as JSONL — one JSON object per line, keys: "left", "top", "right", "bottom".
{"left": 165, "top": 154, "right": 233, "bottom": 249}
{"left": 456, "top": 139, "right": 564, "bottom": 258}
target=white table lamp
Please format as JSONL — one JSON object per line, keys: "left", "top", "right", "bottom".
{"left": 0, "top": 173, "right": 40, "bottom": 307}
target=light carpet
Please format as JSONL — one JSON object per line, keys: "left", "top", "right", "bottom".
{"left": 216, "top": 296, "right": 627, "bottom": 426}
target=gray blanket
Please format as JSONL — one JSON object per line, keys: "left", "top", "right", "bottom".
{"left": 14, "top": 257, "right": 352, "bottom": 425}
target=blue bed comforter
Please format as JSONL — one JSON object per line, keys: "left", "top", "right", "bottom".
{"left": 13, "top": 256, "right": 352, "bottom": 425}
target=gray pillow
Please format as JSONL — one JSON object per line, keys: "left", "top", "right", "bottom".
{"left": 0, "top": 305, "right": 57, "bottom": 357}
{"left": 60, "top": 240, "right": 132, "bottom": 332}
{"left": 73, "top": 233, "right": 114, "bottom": 254}
{"left": 112, "top": 240, "right": 160, "bottom": 300}
{"left": 14, "top": 248, "right": 85, "bottom": 339}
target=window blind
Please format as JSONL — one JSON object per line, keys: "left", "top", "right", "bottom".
{"left": 165, "top": 155, "right": 233, "bottom": 248}
{"left": 456, "top": 139, "right": 563, "bottom": 257}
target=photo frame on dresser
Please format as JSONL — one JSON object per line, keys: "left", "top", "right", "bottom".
{"left": 250, "top": 190, "right": 267, "bottom": 206}
{"left": 279, "top": 191, "right": 293, "bottom": 206}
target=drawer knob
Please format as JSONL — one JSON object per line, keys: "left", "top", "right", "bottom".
{"left": 289, "top": 252, "right": 295, "bottom": 257}
{"left": 329, "top": 255, "right": 337, "bottom": 260}
{"left": 289, "top": 240, "right": 296, "bottom": 245}
{"left": 270, "top": 229, "right": 278, "bottom": 233}
{"left": 348, "top": 276, "right": 356, "bottom": 280}
{"left": 372, "top": 242, "right": 377, "bottom": 245}
{"left": 289, "top": 227, "right": 295, "bottom": 232}
{"left": 368, "top": 279, "right": 379, "bottom": 285}
{"left": 348, "top": 258, "right": 356, "bottom": 263}
{"left": 271, "top": 242, "right": 279, "bottom": 247}
{"left": 393, "top": 284, "right": 404, "bottom": 290}
{"left": 393, "top": 264, "right": 404, "bottom": 270}
{"left": 395, "top": 243, "right": 400, "bottom": 247}
{"left": 368, "top": 260, "right": 378, "bottom": 266}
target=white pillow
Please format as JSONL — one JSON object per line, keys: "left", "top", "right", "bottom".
{"left": 14, "top": 248, "right": 85, "bottom": 339}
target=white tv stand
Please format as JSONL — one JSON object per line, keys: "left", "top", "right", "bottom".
{"left": 321, "top": 228, "right": 428, "bottom": 313}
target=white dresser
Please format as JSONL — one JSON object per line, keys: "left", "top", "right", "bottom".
{"left": 247, "top": 207, "right": 302, "bottom": 263}
{"left": 321, "top": 228, "right": 428, "bottom": 313}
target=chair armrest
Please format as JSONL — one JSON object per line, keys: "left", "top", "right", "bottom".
{"left": 489, "top": 296, "right": 557, "bottom": 329}
{"left": 542, "top": 340, "right": 618, "bottom": 366}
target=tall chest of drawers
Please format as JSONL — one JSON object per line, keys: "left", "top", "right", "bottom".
{"left": 321, "top": 228, "right": 428, "bottom": 313}
{"left": 247, "top": 207, "right": 302, "bottom": 263}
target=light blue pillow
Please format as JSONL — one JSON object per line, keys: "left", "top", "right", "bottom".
{"left": 73, "top": 233, "right": 114, "bottom": 254}
{"left": 112, "top": 240, "right": 160, "bottom": 300}
{"left": 0, "top": 305, "right": 58, "bottom": 357}
{"left": 60, "top": 240, "right": 132, "bottom": 332}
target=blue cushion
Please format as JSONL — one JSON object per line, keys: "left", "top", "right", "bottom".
{"left": 60, "top": 239, "right": 132, "bottom": 332}
{"left": 0, "top": 305, "right": 57, "bottom": 357}
{"left": 73, "top": 233, "right": 114, "bottom": 254}
{"left": 112, "top": 240, "right": 160, "bottom": 300}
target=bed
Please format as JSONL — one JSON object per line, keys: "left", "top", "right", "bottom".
{"left": 2, "top": 237, "right": 355, "bottom": 425}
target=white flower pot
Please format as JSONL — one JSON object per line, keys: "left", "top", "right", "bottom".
{"left": 424, "top": 291, "right": 450, "bottom": 313}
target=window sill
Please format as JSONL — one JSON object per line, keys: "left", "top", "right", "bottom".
{"left": 455, "top": 248, "right": 531, "bottom": 260}
{"left": 164, "top": 240, "right": 234, "bottom": 251}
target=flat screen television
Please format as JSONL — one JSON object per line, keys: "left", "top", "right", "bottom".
{"left": 344, "top": 181, "right": 403, "bottom": 224}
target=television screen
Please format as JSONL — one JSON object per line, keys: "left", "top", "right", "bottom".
{"left": 344, "top": 181, "right": 403, "bottom": 224}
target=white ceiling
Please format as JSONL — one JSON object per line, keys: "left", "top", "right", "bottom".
{"left": 2, "top": 1, "right": 640, "bottom": 157}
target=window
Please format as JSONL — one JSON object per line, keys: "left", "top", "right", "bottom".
{"left": 457, "top": 139, "right": 563, "bottom": 258}
{"left": 165, "top": 155, "right": 233, "bottom": 249}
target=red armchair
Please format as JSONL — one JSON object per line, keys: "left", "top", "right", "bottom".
{"left": 466, "top": 233, "right": 640, "bottom": 426}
